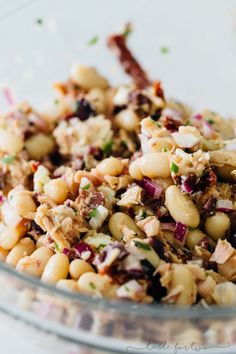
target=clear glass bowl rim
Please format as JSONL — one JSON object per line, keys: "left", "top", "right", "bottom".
{"left": 1, "top": 260, "right": 236, "bottom": 319}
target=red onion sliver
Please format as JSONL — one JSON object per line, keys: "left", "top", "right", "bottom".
{"left": 2, "top": 87, "right": 15, "bottom": 106}
{"left": 74, "top": 241, "right": 95, "bottom": 262}
{"left": 216, "top": 199, "right": 233, "bottom": 213}
{"left": 174, "top": 222, "right": 187, "bottom": 243}
{"left": 142, "top": 178, "right": 163, "bottom": 199}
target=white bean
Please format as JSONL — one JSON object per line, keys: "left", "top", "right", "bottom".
{"left": 205, "top": 212, "right": 230, "bottom": 241}
{"left": 25, "top": 133, "right": 55, "bottom": 160}
{"left": 0, "top": 128, "right": 23, "bottom": 154}
{"left": 165, "top": 185, "right": 200, "bottom": 228}
{"left": 115, "top": 109, "right": 139, "bottom": 131}
{"left": 69, "top": 259, "right": 95, "bottom": 280}
{"left": 70, "top": 63, "right": 108, "bottom": 90}
{"left": 77, "top": 272, "right": 110, "bottom": 296}
{"left": 137, "top": 152, "right": 170, "bottom": 178}
{"left": 109, "top": 212, "right": 144, "bottom": 241}
{"left": 41, "top": 253, "right": 69, "bottom": 284}
{"left": 170, "top": 265, "right": 197, "bottom": 305}
{"left": 129, "top": 160, "right": 143, "bottom": 180}
{"left": 96, "top": 157, "right": 123, "bottom": 176}
{"left": 0, "top": 225, "right": 26, "bottom": 250}
{"left": 10, "top": 191, "right": 37, "bottom": 217}
{"left": 6, "top": 237, "right": 35, "bottom": 267}
{"left": 16, "top": 247, "right": 54, "bottom": 277}
{"left": 44, "top": 178, "right": 69, "bottom": 204}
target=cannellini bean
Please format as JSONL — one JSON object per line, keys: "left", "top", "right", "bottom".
{"left": 137, "top": 152, "right": 171, "bottom": 178}
{"left": 44, "top": 178, "right": 69, "bottom": 204}
{"left": 212, "top": 282, "right": 236, "bottom": 306}
{"left": 165, "top": 185, "right": 200, "bottom": 228}
{"left": 69, "top": 259, "right": 95, "bottom": 280}
{"left": 56, "top": 279, "right": 78, "bottom": 292}
{"left": 129, "top": 160, "right": 143, "bottom": 180}
{"left": 16, "top": 247, "right": 54, "bottom": 277}
{"left": 0, "top": 128, "right": 23, "bottom": 154}
{"left": 70, "top": 63, "right": 108, "bottom": 90}
{"left": 148, "top": 137, "right": 175, "bottom": 152}
{"left": 96, "top": 157, "right": 123, "bottom": 176}
{"left": 171, "top": 265, "right": 197, "bottom": 305}
{"left": 0, "top": 247, "right": 9, "bottom": 261}
{"left": 6, "top": 237, "right": 35, "bottom": 267}
{"left": 0, "top": 225, "right": 26, "bottom": 250}
{"left": 186, "top": 230, "right": 215, "bottom": 251}
{"left": 115, "top": 109, "right": 139, "bottom": 131}
{"left": 205, "top": 212, "right": 230, "bottom": 242}
{"left": 86, "top": 88, "right": 107, "bottom": 114}
{"left": 25, "top": 133, "right": 55, "bottom": 160}
{"left": 10, "top": 191, "right": 37, "bottom": 217}
{"left": 77, "top": 272, "right": 111, "bottom": 296}
{"left": 41, "top": 253, "right": 69, "bottom": 284}
{"left": 130, "top": 238, "right": 160, "bottom": 268}
{"left": 109, "top": 212, "right": 144, "bottom": 241}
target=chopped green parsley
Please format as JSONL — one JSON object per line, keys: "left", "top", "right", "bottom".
{"left": 102, "top": 140, "right": 113, "bottom": 156}
{"left": 89, "top": 282, "right": 96, "bottom": 290}
{"left": 89, "top": 208, "right": 98, "bottom": 218}
{"left": 87, "top": 36, "right": 99, "bottom": 46}
{"left": 2, "top": 155, "right": 15, "bottom": 164}
{"left": 133, "top": 240, "right": 151, "bottom": 251}
{"left": 160, "top": 46, "right": 169, "bottom": 54}
{"left": 81, "top": 184, "right": 90, "bottom": 190}
{"left": 171, "top": 162, "right": 179, "bottom": 174}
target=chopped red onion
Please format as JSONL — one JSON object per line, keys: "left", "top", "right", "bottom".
{"left": 74, "top": 241, "right": 95, "bottom": 262}
{"left": 63, "top": 247, "right": 71, "bottom": 256}
{"left": 181, "top": 174, "right": 197, "bottom": 194}
{"left": 216, "top": 199, "right": 233, "bottom": 213}
{"left": 160, "top": 222, "right": 176, "bottom": 232}
{"left": 142, "top": 178, "right": 163, "bottom": 199}
{"left": 192, "top": 113, "right": 202, "bottom": 121}
{"left": 2, "top": 87, "right": 15, "bottom": 106}
{"left": 174, "top": 222, "right": 187, "bottom": 243}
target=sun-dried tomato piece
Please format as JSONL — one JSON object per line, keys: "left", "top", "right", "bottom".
{"left": 107, "top": 33, "right": 150, "bottom": 88}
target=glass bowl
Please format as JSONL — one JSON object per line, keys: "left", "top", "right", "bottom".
{"left": 0, "top": 1, "right": 236, "bottom": 353}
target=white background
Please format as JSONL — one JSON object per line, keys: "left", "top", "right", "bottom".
{"left": 0, "top": 1, "right": 236, "bottom": 353}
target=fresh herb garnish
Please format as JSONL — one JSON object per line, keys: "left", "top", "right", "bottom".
{"left": 160, "top": 46, "right": 169, "bottom": 54}
{"left": 35, "top": 18, "right": 43, "bottom": 25}
{"left": 156, "top": 122, "right": 162, "bottom": 128}
{"left": 162, "top": 147, "right": 168, "bottom": 152}
{"left": 89, "top": 282, "right": 96, "bottom": 290}
{"left": 87, "top": 36, "right": 99, "bottom": 46}
{"left": 81, "top": 184, "right": 90, "bottom": 190}
{"left": 188, "top": 226, "right": 196, "bottom": 231}
{"left": 55, "top": 243, "right": 60, "bottom": 252}
{"left": 207, "top": 119, "right": 214, "bottom": 125}
{"left": 171, "top": 162, "right": 179, "bottom": 174}
{"left": 2, "top": 155, "right": 15, "bottom": 164}
{"left": 123, "top": 23, "right": 133, "bottom": 38}
{"left": 124, "top": 285, "right": 130, "bottom": 292}
{"left": 54, "top": 99, "right": 59, "bottom": 105}
{"left": 121, "top": 140, "right": 128, "bottom": 148}
{"left": 89, "top": 208, "right": 98, "bottom": 218}
{"left": 97, "top": 244, "right": 107, "bottom": 251}
{"left": 102, "top": 140, "right": 113, "bottom": 156}
{"left": 134, "top": 240, "right": 151, "bottom": 251}
{"left": 141, "top": 211, "right": 147, "bottom": 220}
